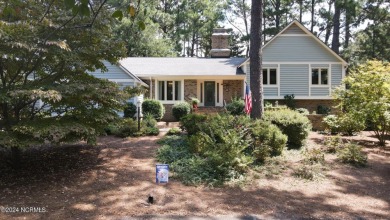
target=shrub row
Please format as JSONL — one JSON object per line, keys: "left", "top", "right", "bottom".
{"left": 159, "top": 114, "right": 288, "bottom": 185}
{"left": 180, "top": 114, "right": 287, "bottom": 172}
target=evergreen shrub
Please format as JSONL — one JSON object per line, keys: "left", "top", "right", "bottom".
{"left": 296, "top": 108, "right": 309, "bottom": 116}
{"left": 317, "top": 105, "right": 331, "bottom": 115}
{"left": 226, "top": 98, "right": 245, "bottom": 115}
{"left": 250, "top": 120, "right": 287, "bottom": 162}
{"left": 142, "top": 99, "right": 165, "bottom": 120}
{"left": 180, "top": 114, "right": 207, "bottom": 135}
{"left": 172, "top": 101, "right": 191, "bottom": 121}
{"left": 264, "top": 109, "right": 312, "bottom": 148}
{"left": 123, "top": 102, "right": 137, "bottom": 118}
{"left": 337, "top": 142, "right": 367, "bottom": 167}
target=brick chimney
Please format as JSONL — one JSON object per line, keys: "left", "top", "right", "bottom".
{"left": 210, "top": 28, "right": 230, "bottom": 58}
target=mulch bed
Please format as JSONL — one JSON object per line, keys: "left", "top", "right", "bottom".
{"left": 0, "top": 132, "right": 389, "bottom": 219}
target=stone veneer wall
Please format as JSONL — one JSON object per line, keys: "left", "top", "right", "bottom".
{"left": 307, "top": 114, "right": 326, "bottom": 131}
{"left": 184, "top": 80, "right": 197, "bottom": 101}
{"left": 223, "top": 80, "right": 243, "bottom": 104}
{"left": 266, "top": 99, "right": 338, "bottom": 114}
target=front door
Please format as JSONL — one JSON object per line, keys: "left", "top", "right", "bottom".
{"left": 204, "top": 81, "right": 215, "bottom": 106}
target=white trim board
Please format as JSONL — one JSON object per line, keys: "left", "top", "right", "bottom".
{"left": 265, "top": 96, "right": 333, "bottom": 100}
{"left": 106, "top": 79, "right": 135, "bottom": 82}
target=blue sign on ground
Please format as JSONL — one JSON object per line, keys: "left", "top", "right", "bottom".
{"left": 156, "top": 164, "right": 169, "bottom": 184}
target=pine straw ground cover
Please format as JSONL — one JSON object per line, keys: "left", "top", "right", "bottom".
{"left": 0, "top": 131, "right": 389, "bottom": 219}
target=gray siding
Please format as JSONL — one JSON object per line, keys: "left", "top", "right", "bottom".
{"left": 264, "top": 87, "right": 278, "bottom": 96}
{"left": 263, "top": 36, "right": 340, "bottom": 62}
{"left": 311, "top": 64, "right": 329, "bottom": 68}
{"left": 263, "top": 64, "right": 278, "bottom": 68}
{"left": 280, "top": 64, "right": 309, "bottom": 96}
{"left": 89, "top": 61, "right": 135, "bottom": 80}
{"left": 281, "top": 24, "right": 306, "bottom": 35}
{"left": 118, "top": 82, "right": 135, "bottom": 89}
{"left": 311, "top": 87, "right": 329, "bottom": 96}
{"left": 245, "top": 64, "right": 250, "bottom": 84}
{"left": 331, "top": 64, "right": 343, "bottom": 88}
{"left": 245, "top": 63, "right": 278, "bottom": 84}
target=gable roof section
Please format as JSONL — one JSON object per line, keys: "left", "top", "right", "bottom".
{"left": 117, "top": 64, "right": 148, "bottom": 87}
{"left": 119, "top": 57, "right": 247, "bottom": 77}
{"left": 88, "top": 60, "right": 148, "bottom": 87}
{"left": 263, "top": 20, "right": 347, "bottom": 65}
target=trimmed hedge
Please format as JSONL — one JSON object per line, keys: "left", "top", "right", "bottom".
{"left": 172, "top": 102, "right": 191, "bottom": 121}
{"left": 264, "top": 109, "right": 312, "bottom": 148}
{"left": 142, "top": 99, "right": 165, "bottom": 120}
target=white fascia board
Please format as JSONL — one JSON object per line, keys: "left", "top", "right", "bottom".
{"left": 259, "top": 20, "right": 347, "bottom": 66}
{"left": 265, "top": 96, "right": 333, "bottom": 100}
{"left": 117, "top": 64, "right": 149, "bottom": 87}
{"left": 138, "top": 75, "right": 246, "bottom": 80}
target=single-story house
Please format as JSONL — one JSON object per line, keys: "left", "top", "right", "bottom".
{"left": 89, "top": 20, "right": 347, "bottom": 121}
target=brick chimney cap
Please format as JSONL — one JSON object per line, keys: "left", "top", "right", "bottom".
{"left": 213, "top": 28, "right": 229, "bottom": 34}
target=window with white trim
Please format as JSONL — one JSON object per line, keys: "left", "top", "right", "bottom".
{"left": 158, "top": 81, "right": 181, "bottom": 101}
{"left": 262, "top": 68, "right": 277, "bottom": 85}
{"left": 311, "top": 68, "right": 328, "bottom": 85}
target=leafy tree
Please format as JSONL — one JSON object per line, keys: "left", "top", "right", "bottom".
{"left": 250, "top": 0, "right": 264, "bottom": 119}
{"left": 0, "top": 0, "right": 129, "bottom": 167}
{"left": 334, "top": 60, "right": 390, "bottom": 146}
{"left": 109, "top": 0, "right": 176, "bottom": 57}
{"left": 224, "top": 0, "right": 251, "bottom": 56}
{"left": 345, "top": 1, "right": 390, "bottom": 63}
{"left": 178, "top": 0, "right": 225, "bottom": 57}
{"left": 263, "top": 0, "right": 293, "bottom": 41}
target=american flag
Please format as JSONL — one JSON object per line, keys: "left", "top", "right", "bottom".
{"left": 244, "top": 82, "right": 252, "bottom": 115}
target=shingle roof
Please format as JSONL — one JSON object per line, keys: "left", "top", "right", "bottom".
{"left": 119, "top": 57, "right": 247, "bottom": 77}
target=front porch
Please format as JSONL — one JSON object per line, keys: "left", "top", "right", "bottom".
{"left": 190, "top": 79, "right": 244, "bottom": 107}
{"left": 142, "top": 77, "right": 244, "bottom": 121}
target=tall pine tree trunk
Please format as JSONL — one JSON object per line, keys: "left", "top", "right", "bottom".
{"left": 311, "top": 0, "right": 315, "bottom": 32}
{"left": 332, "top": 1, "right": 341, "bottom": 54}
{"left": 299, "top": 0, "right": 303, "bottom": 23}
{"left": 275, "top": 0, "right": 281, "bottom": 32}
{"left": 250, "top": 0, "right": 263, "bottom": 119}
{"left": 324, "top": 1, "right": 333, "bottom": 45}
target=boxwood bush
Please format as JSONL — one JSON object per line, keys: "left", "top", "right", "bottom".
{"left": 264, "top": 109, "right": 312, "bottom": 148}
{"left": 172, "top": 101, "right": 191, "bottom": 121}
{"left": 123, "top": 102, "right": 137, "bottom": 118}
{"left": 142, "top": 99, "right": 165, "bottom": 120}
{"left": 226, "top": 98, "right": 245, "bottom": 115}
